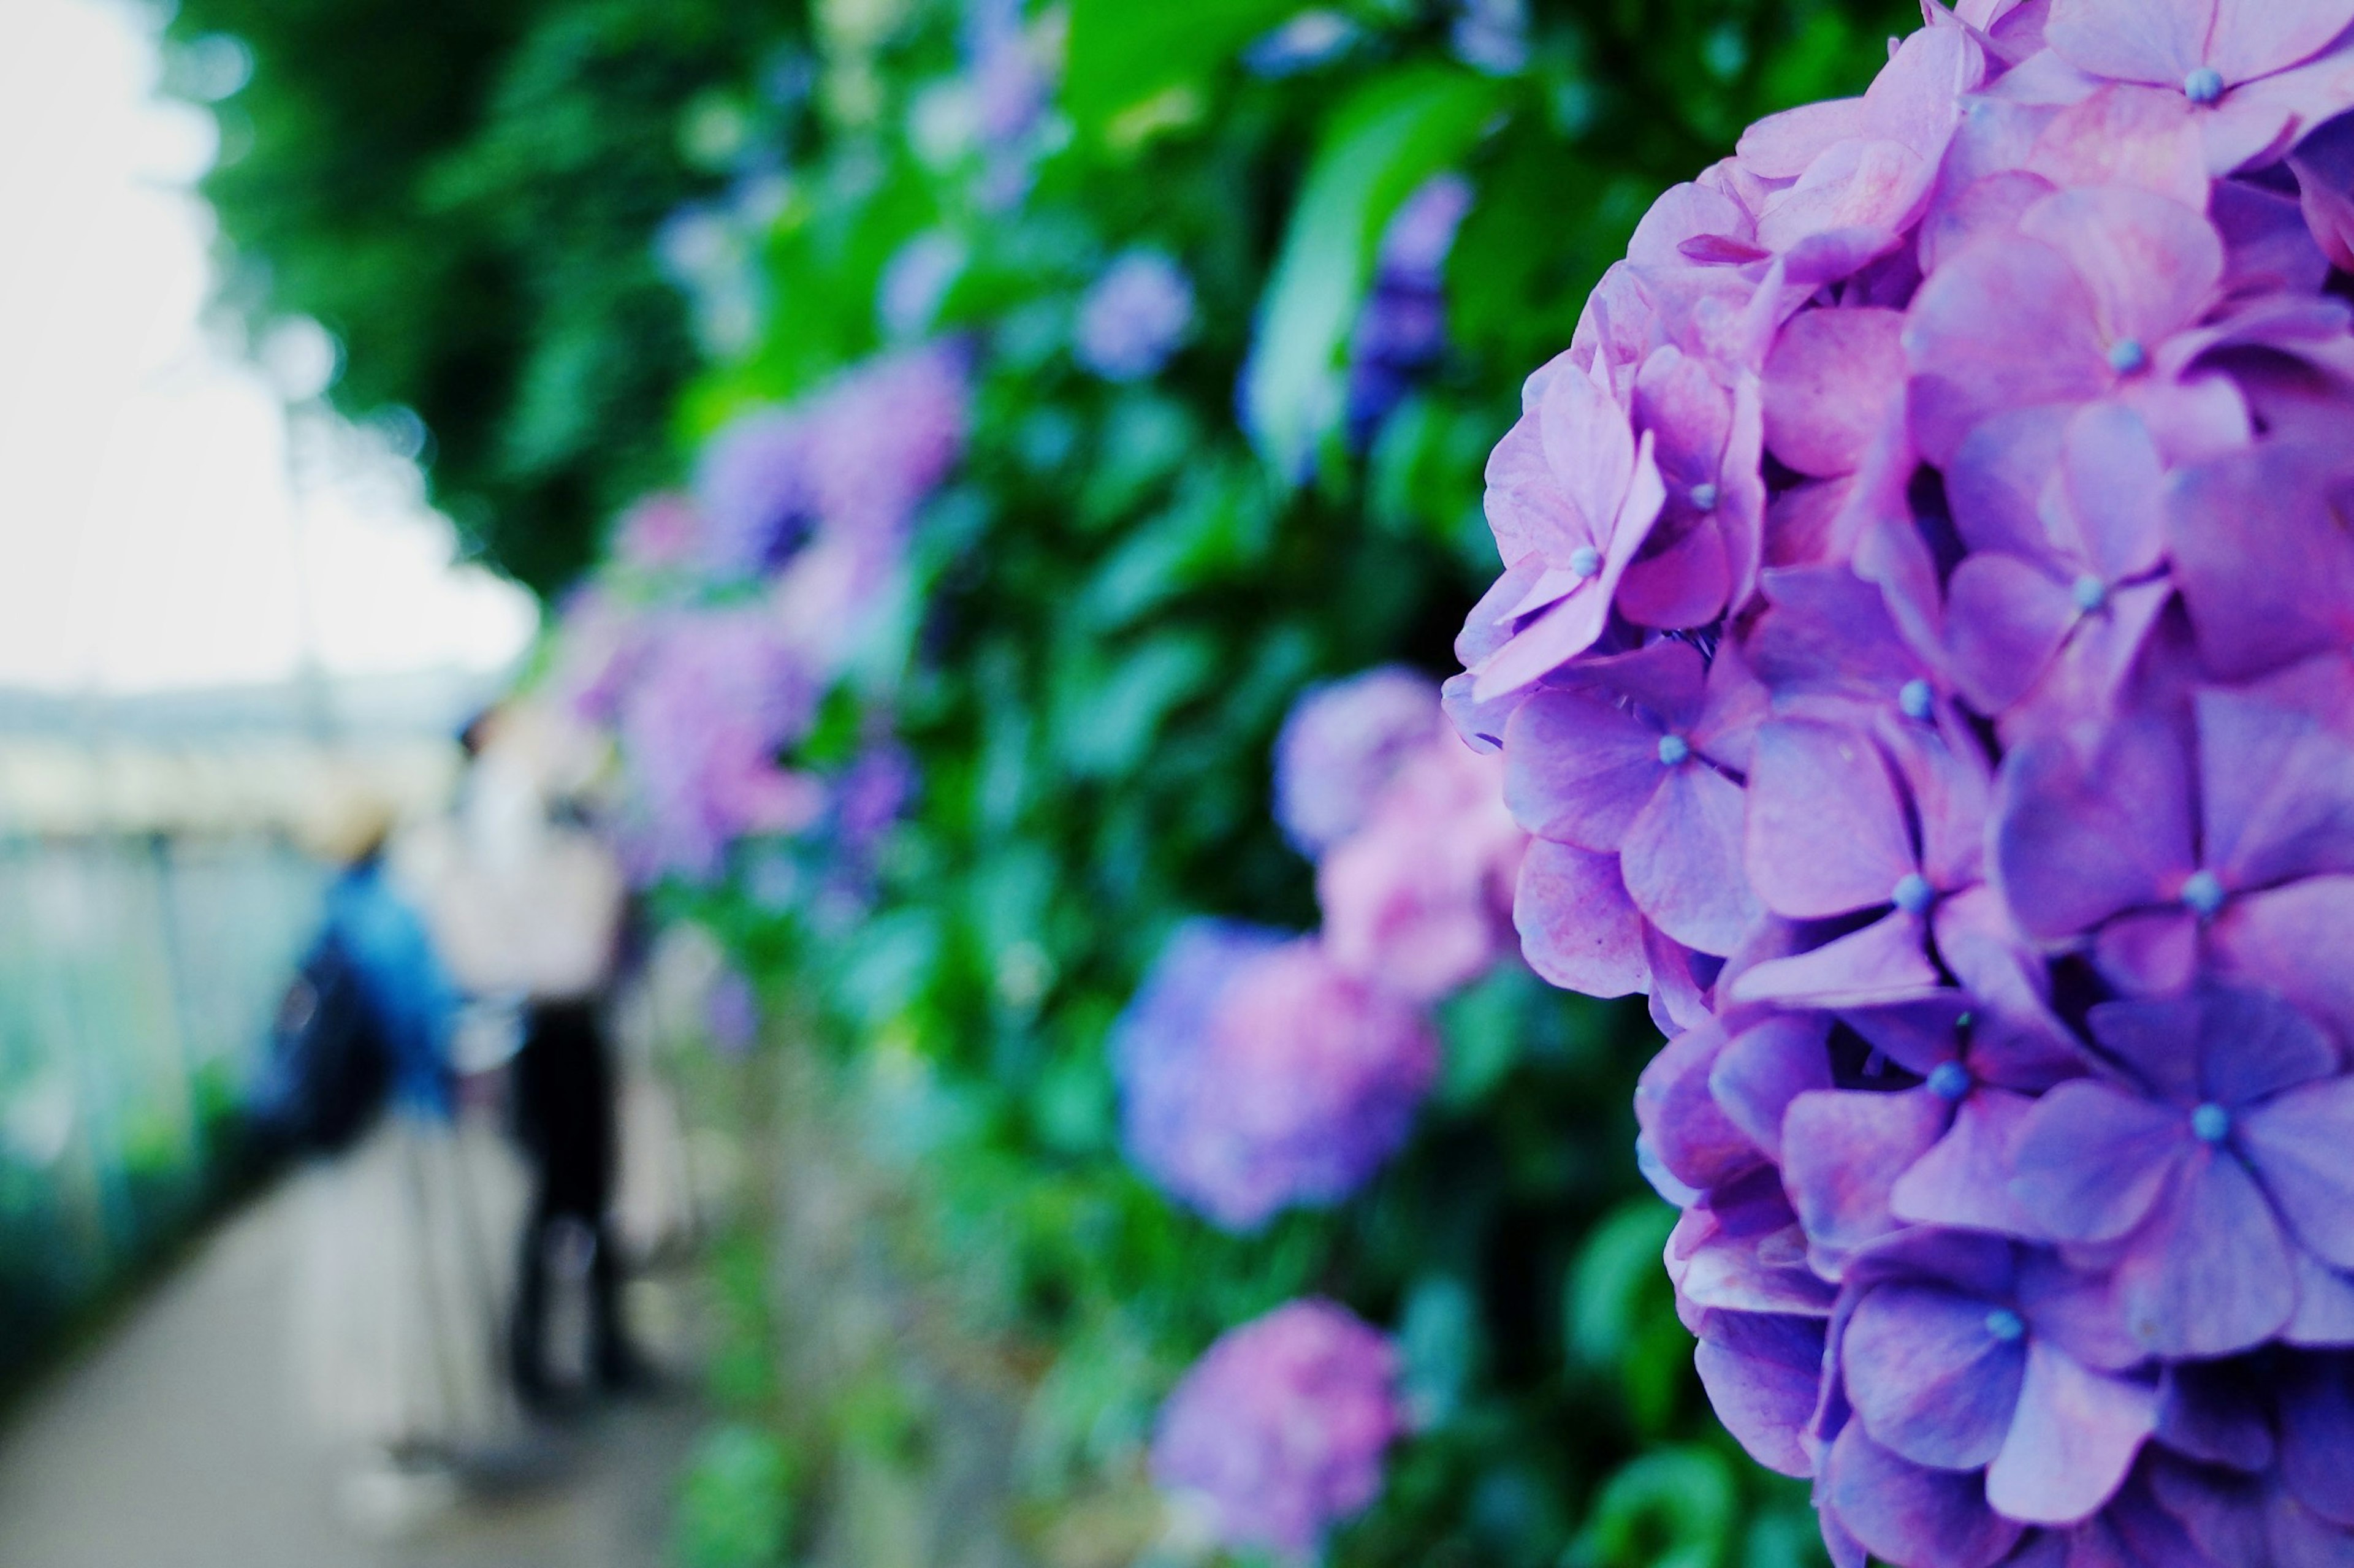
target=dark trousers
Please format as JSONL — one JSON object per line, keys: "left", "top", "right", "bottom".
{"left": 508, "top": 999, "right": 630, "bottom": 1402}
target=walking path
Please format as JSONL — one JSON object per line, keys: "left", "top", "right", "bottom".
{"left": 0, "top": 1184, "right": 702, "bottom": 1568}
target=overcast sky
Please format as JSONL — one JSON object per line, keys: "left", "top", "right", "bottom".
{"left": 0, "top": 0, "right": 538, "bottom": 695}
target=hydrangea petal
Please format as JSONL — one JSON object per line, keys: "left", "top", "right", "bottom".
{"left": 1994, "top": 718, "right": 2196, "bottom": 945}
{"left": 1984, "top": 1339, "right": 2158, "bottom": 1526}
{"left": 2196, "top": 686, "right": 2354, "bottom": 889}
{"left": 1693, "top": 1311, "right": 1829, "bottom": 1477}
{"left": 1781, "top": 1088, "right": 1950, "bottom": 1262}
{"left": 1746, "top": 722, "right": 1917, "bottom": 919}
{"left": 2044, "top": 0, "right": 2210, "bottom": 86}
{"left": 1905, "top": 236, "right": 2111, "bottom": 464}
{"left": 2168, "top": 440, "right": 2354, "bottom": 679}
{"left": 2206, "top": 0, "right": 2354, "bottom": 89}
{"left": 1891, "top": 1088, "right": 2045, "bottom": 1235}
{"left": 1502, "top": 688, "right": 1663, "bottom": 849}
{"left": 2010, "top": 1081, "right": 2184, "bottom": 1243}
{"left": 1512, "top": 839, "right": 1650, "bottom": 997}
{"left": 1843, "top": 1281, "right": 2027, "bottom": 1469}
{"left": 2111, "top": 1150, "right": 2298, "bottom": 1357}
{"left": 2212, "top": 875, "right": 2354, "bottom": 1042}
{"left": 1764, "top": 308, "right": 1910, "bottom": 478}
{"left": 2239, "top": 1078, "right": 2354, "bottom": 1270}
{"left": 1621, "top": 762, "right": 1761, "bottom": 956}
{"left": 1823, "top": 1423, "right": 2024, "bottom": 1568}
{"left": 1945, "top": 553, "right": 2079, "bottom": 714}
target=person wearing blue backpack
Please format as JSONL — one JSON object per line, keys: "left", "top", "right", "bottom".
{"left": 283, "top": 792, "right": 526, "bottom": 1536}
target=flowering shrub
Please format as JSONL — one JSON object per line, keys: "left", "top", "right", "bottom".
{"left": 195, "top": 0, "right": 1970, "bottom": 1561}
{"left": 1454, "top": 3, "right": 2354, "bottom": 1561}
{"left": 1151, "top": 1299, "right": 1405, "bottom": 1562}
{"left": 1113, "top": 920, "right": 1439, "bottom": 1230}
{"left": 572, "top": 343, "right": 969, "bottom": 886}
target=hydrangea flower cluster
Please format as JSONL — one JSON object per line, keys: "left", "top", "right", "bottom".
{"left": 1149, "top": 1299, "right": 1404, "bottom": 1562}
{"left": 1075, "top": 249, "right": 1196, "bottom": 383}
{"left": 1113, "top": 668, "right": 1522, "bottom": 1230}
{"left": 1449, "top": 4, "right": 2354, "bottom": 1561}
{"left": 1111, "top": 919, "right": 1438, "bottom": 1231}
{"left": 612, "top": 607, "right": 825, "bottom": 882}
{"left": 1293, "top": 669, "right": 1526, "bottom": 1006}
{"left": 561, "top": 343, "right": 967, "bottom": 886}
{"left": 696, "top": 342, "right": 971, "bottom": 592}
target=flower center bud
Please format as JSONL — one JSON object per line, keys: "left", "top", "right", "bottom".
{"left": 1984, "top": 1308, "right": 2026, "bottom": 1343}
{"left": 2181, "top": 869, "right": 2226, "bottom": 918}
{"left": 1569, "top": 546, "right": 1602, "bottom": 577}
{"left": 1891, "top": 872, "right": 1935, "bottom": 916}
{"left": 1657, "top": 734, "right": 1691, "bottom": 767}
{"left": 1689, "top": 482, "right": 1720, "bottom": 511}
{"left": 2183, "top": 67, "right": 2225, "bottom": 105}
{"left": 2071, "top": 574, "right": 2109, "bottom": 614}
{"left": 2108, "top": 338, "right": 2148, "bottom": 376}
{"left": 2192, "top": 1102, "right": 2231, "bottom": 1143}
{"left": 1899, "top": 678, "right": 1933, "bottom": 721}
{"left": 1927, "top": 1060, "right": 1971, "bottom": 1102}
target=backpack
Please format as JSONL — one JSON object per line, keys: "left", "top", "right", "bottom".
{"left": 254, "top": 930, "right": 392, "bottom": 1156}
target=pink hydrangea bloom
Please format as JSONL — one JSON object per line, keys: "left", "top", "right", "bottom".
{"left": 1456, "top": 9, "right": 2354, "bottom": 1561}
{"left": 1272, "top": 665, "right": 1445, "bottom": 857}
{"left": 1150, "top": 1299, "right": 1404, "bottom": 1562}
{"left": 1318, "top": 732, "right": 1525, "bottom": 1004}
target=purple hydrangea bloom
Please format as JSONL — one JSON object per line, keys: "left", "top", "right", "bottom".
{"left": 1454, "top": 7, "right": 2354, "bottom": 1559}
{"left": 615, "top": 607, "right": 824, "bottom": 884}
{"left": 1149, "top": 1299, "right": 1404, "bottom": 1562}
{"left": 1075, "top": 251, "right": 1195, "bottom": 383}
{"left": 694, "top": 410, "right": 810, "bottom": 578}
{"left": 1113, "top": 922, "right": 1438, "bottom": 1231}
{"left": 1272, "top": 666, "right": 1444, "bottom": 856}
{"left": 797, "top": 341, "right": 972, "bottom": 538}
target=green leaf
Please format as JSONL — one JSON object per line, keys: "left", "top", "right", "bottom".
{"left": 1062, "top": 0, "right": 1300, "bottom": 145}
{"left": 1571, "top": 1447, "right": 1738, "bottom": 1568}
{"left": 1241, "top": 66, "right": 1508, "bottom": 483}
{"left": 669, "top": 1424, "right": 794, "bottom": 1568}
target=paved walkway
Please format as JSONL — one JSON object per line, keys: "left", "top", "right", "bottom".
{"left": 0, "top": 1186, "right": 703, "bottom": 1568}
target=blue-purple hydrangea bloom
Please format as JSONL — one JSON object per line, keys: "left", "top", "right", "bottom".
{"left": 1112, "top": 919, "right": 1438, "bottom": 1231}
{"left": 565, "top": 344, "right": 967, "bottom": 890}
{"left": 1149, "top": 1298, "right": 1404, "bottom": 1562}
{"left": 1452, "top": 2, "right": 2354, "bottom": 1561}
{"left": 1075, "top": 250, "right": 1195, "bottom": 383}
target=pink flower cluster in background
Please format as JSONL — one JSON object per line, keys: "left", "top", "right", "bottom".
{"left": 1453, "top": 1, "right": 2354, "bottom": 1561}
{"left": 1149, "top": 1299, "right": 1404, "bottom": 1563}
{"left": 551, "top": 343, "right": 968, "bottom": 885}
{"left": 1114, "top": 668, "right": 1523, "bottom": 1235}
{"left": 1279, "top": 668, "right": 1526, "bottom": 1002}
{"left": 1120, "top": 669, "right": 1525, "bottom": 1553}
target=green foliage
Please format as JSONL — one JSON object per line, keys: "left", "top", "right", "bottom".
{"left": 1244, "top": 64, "right": 1507, "bottom": 481}
{"left": 671, "top": 1423, "right": 798, "bottom": 1568}
{"left": 158, "top": 0, "right": 807, "bottom": 592}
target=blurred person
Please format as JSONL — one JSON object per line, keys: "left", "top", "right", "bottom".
{"left": 400, "top": 700, "right": 652, "bottom": 1412}
{"left": 281, "top": 788, "right": 522, "bottom": 1533}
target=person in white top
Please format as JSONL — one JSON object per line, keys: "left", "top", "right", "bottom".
{"left": 397, "top": 700, "right": 646, "bottom": 1409}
